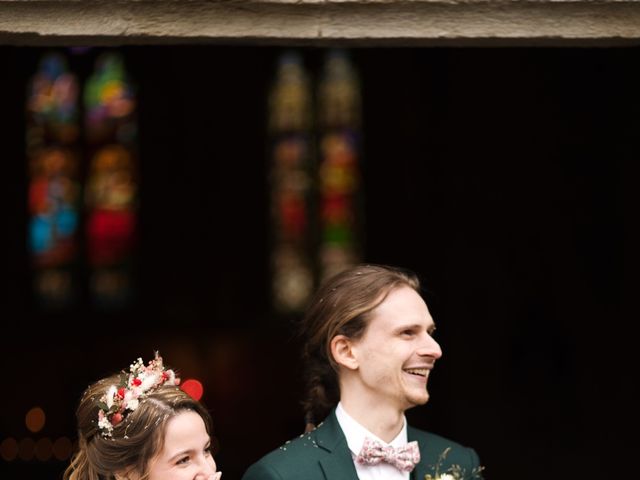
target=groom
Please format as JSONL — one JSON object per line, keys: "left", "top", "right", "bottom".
{"left": 242, "top": 264, "right": 483, "bottom": 480}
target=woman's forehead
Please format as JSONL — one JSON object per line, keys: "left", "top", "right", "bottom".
{"left": 160, "top": 411, "right": 209, "bottom": 455}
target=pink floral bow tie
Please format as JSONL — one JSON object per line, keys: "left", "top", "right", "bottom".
{"left": 355, "top": 437, "right": 421, "bottom": 472}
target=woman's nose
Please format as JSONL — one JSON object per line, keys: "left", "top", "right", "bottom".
{"left": 196, "top": 458, "right": 217, "bottom": 479}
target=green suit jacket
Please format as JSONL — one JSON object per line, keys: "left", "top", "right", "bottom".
{"left": 242, "top": 410, "right": 483, "bottom": 480}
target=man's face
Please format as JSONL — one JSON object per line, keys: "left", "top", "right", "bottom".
{"left": 350, "top": 286, "right": 442, "bottom": 412}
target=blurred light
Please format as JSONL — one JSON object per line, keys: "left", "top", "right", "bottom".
{"left": 0, "top": 437, "right": 18, "bottom": 461}
{"left": 69, "top": 46, "right": 92, "bottom": 55}
{"left": 35, "top": 437, "right": 53, "bottom": 461}
{"left": 53, "top": 436, "right": 73, "bottom": 461}
{"left": 18, "top": 437, "right": 35, "bottom": 461}
{"left": 25, "top": 406, "right": 46, "bottom": 433}
{"left": 181, "top": 379, "right": 204, "bottom": 401}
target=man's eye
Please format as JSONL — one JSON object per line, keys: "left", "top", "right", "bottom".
{"left": 402, "top": 330, "right": 415, "bottom": 336}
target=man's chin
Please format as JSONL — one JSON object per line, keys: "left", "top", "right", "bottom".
{"left": 407, "top": 391, "right": 430, "bottom": 408}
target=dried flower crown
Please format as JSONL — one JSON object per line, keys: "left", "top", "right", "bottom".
{"left": 96, "top": 352, "right": 180, "bottom": 438}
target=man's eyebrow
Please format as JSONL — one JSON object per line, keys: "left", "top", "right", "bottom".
{"left": 395, "top": 321, "right": 437, "bottom": 333}
{"left": 394, "top": 323, "right": 425, "bottom": 331}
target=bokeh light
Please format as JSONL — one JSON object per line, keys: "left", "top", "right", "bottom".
{"left": 0, "top": 437, "right": 18, "bottom": 461}
{"left": 53, "top": 436, "right": 73, "bottom": 461}
{"left": 181, "top": 378, "right": 204, "bottom": 401}
{"left": 35, "top": 437, "right": 53, "bottom": 461}
{"left": 18, "top": 437, "right": 36, "bottom": 461}
{"left": 25, "top": 406, "right": 46, "bottom": 433}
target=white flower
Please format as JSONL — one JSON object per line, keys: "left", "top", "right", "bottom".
{"left": 105, "top": 385, "right": 118, "bottom": 409}
{"left": 131, "top": 358, "right": 143, "bottom": 370}
{"left": 98, "top": 410, "right": 113, "bottom": 435}
{"left": 439, "top": 475, "right": 456, "bottom": 480}
{"left": 124, "top": 389, "right": 134, "bottom": 402}
{"left": 127, "top": 398, "right": 139, "bottom": 411}
{"left": 140, "top": 372, "right": 161, "bottom": 391}
{"left": 122, "top": 389, "right": 139, "bottom": 411}
{"left": 165, "top": 369, "right": 176, "bottom": 385}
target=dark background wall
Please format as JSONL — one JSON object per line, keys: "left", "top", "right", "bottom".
{"left": 0, "top": 46, "right": 637, "bottom": 479}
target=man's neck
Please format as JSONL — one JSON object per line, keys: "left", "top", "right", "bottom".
{"left": 339, "top": 395, "right": 406, "bottom": 443}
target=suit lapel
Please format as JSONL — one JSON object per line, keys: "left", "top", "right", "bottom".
{"left": 315, "top": 410, "right": 360, "bottom": 480}
{"left": 408, "top": 425, "right": 428, "bottom": 480}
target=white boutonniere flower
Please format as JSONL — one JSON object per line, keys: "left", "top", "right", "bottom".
{"left": 424, "top": 447, "right": 485, "bottom": 480}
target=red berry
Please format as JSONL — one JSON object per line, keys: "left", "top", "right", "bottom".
{"left": 111, "top": 412, "right": 123, "bottom": 425}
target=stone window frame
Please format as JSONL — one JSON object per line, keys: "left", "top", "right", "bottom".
{"left": 2, "top": 0, "right": 640, "bottom": 46}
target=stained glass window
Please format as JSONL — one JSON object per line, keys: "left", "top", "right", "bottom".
{"left": 84, "top": 52, "right": 138, "bottom": 309}
{"left": 268, "top": 52, "right": 315, "bottom": 313}
{"left": 268, "top": 49, "right": 364, "bottom": 311}
{"left": 26, "top": 52, "right": 81, "bottom": 308}
{"left": 317, "top": 49, "right": 363, "bottom": 282}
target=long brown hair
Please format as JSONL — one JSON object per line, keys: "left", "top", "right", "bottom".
{"left": 300, "top": 264, "right": 420, "bottom": 427}
{"left": 64, "top": 373, "right": 212, "bottom": 480}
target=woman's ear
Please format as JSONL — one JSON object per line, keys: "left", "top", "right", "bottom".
{"left": 330, "top": 334, "right": 359, "bottom": 370}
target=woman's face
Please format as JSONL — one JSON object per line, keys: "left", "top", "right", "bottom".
{"left": 145, "top": 410, "right": 218, "bottom": 480}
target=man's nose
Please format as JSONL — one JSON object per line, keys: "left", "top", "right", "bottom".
{"left": 418, "top": 333, "right": 442, "bottom": 359}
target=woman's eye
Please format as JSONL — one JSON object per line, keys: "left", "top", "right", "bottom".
{"left": 402, "top": 330, "right": 414, "bottom": 337}
{"left": 204, "top": 446, "right": 212, "bottom": 456}
{"left": 177, "top": 456, "right": 190, "bottom": 465}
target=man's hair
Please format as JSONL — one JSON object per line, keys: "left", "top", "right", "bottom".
{"left": 299, "top": 264, "right": 421, "bottom": 426}
{"left": 64, "top": 373, "right": 212, "bottom": 480}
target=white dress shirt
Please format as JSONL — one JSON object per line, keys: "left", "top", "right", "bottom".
{"left": 335, "top": 402, "right": 411, "bottom": 480}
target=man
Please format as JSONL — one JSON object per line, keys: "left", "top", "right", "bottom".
{"left": 243, "top": 264, "right": 483, "bottom": 480}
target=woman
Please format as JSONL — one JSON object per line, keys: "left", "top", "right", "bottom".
{"left": 64, "top": 352, "right": 221, "bottom": 480}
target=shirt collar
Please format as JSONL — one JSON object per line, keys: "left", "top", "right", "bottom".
{"left": 335, "top": 402, "right": 408, "bottom": 456}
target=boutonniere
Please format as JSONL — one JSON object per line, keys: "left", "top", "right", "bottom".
{"left": 424, "top": 447, "right": 485, "bottom": 480}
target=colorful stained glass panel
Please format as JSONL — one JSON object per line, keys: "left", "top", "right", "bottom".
{"left": 268, "top": 52, "right": 315, "bottom": 313}
{"left": 84, "top": 52, "right": 138, "bottom": 309}
{"left": 26, "top": 52, "right": 80, "bottom": 308}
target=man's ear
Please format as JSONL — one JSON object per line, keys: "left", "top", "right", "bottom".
{"left": 330, "top": 334, "right": 359, "bottom": 370}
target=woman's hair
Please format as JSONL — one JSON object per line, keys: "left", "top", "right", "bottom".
{"left": 299, "top": 264, "right": 421, "bottom": 427}
{"left": 64, "top": 359, "right": 212, "bottom": 480}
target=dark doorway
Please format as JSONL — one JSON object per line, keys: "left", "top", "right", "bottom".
{"left": 1, "top": 46, "right": 637, "bottom": 479}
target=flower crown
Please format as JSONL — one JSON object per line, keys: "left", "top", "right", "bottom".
{"left": 96, "top": 352, "right": 180, "bottom": 438}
